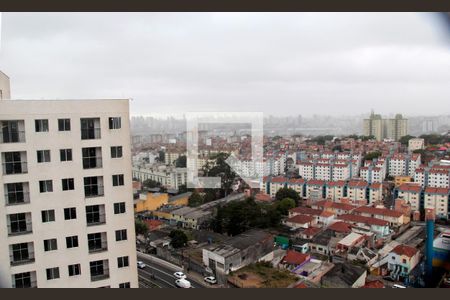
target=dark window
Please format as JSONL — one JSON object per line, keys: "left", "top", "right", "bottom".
{"left": 64, "top": 207, "right": 77, "bottom": 220}
{"left": 90, "top": 260, "right": 106, "bottom": 278}
{"left": 111, "top": 146, "right": 123, "bottom": 158}
{"left": 119, "top": 282, "right": 130, "bottom": 288}
{"left": 60, "top": 149, "right": 73, "bottom": 162}
{"left": 35, "top": 119, "right": 49, "bottom": 132}
{"left": 62, "top": 178, "right": 75, "bottom": 191}
{"left": 112, "top": 174, "right": 124, "bottom": 187}
{"left": 41, "top": 210, "right": 55, "bottom": 223}
{"left": 5, "top": 182, "right": 27, "bottom": 205}
{"left": 46, "top": 267, "right": 60, "bottom": 280}
{"left": 11, "top": 243, "right": 31, "bottom": 263}
{"left": 13, "top": 272, "right": 32, "bottom": 288}
{"left": 43, "top": 239, "right": 57, "bottom": 252}
{"left": 66, "top": 236, "right": 79, "bottom": 249}
{"left": 88, "top": 233, "right": 105, "bottom": 252}
{"left": 39, "top": 180, "right": 53, "bottom": 193}
{"left": 37, "top": 150, "right": 51, "bottom": 163}
{"left": 68, "top": 264, "right": 81, "bottom": 277}
{"left": 117, "top": 256, "right": 129, "bottom": 268}
{"left": 115, "top": 229, "right": 127, "bottom": 241}
{"left": 58, "top": 119, "right": 71, "bottom": 131}
{"left": 114, "top": 202, "right": 126, "bottom": 214}
{"left": 109, "top": 117, "right": 121, "bottom": 129}
{"left": 8, "top": 213, "right": 29, "bottom": 234}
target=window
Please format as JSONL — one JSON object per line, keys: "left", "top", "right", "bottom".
{"left": 58, "top": 119, "right": 71, "bottom": 131}
{"left": 64, "top": 207, "right": 77, "bottom": 220}
{"left": 44, "top": 239, "right": 58, "bottom": 252}
{"left": 68, "top": 264, "right": 81, "bottom": 277}
{"left": 37, "top": 150, "right": 51, "bottom": 163}
{"left": 117, "top": 256, "right": 129, "bottom": 268}
{"left": 41, "top": 210, "right": 55, "bottom": 223}
{"left": 66, "top": 236, "right": 79, "bottom": 249}
{"left": 90, "top": 260, "right": 107, "bottom": 279}
{"left": 13, "top": 272, "right": 33, "bottom": 288}
{"left": 119, "top": 282, "right": 130, "bottom": 288}
{"left": 111, "top": 146, "right": 123, "bottom": 158}
{"left": 11, "top": 243, "right": 31, "bottom": 264}
{"left": 39, "top": 180, "right": 53, "bottom": 193}
{"left": 115, "top": 229, "right": 127, "bottom": 241}
{"left": 46, "top": 267, "right": 60, "bottom": 280}
{"left": 114, "top": 202, "right": 126, "bottom": 214}
{"left": 35, "top": 119, "right": 49, "bottom": 132}
{"left": 60, "top": 149, "right": 73, "bottom": 162}
{"left": 109, "top": 117, "right": 121, "bottom": 129}
{"left": 112, "top": 174, "right": 124, "bottom": 186}
{"left": 88, "top": 233, "right": 106, "bottom": 252}
{"left": 82, "top": 147, "right": 102, "bottom": 169}
{"left": 62, "top": 178, "right": 75, "bottom": 191}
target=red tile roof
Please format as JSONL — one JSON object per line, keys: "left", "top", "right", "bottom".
{"left": 282, "top": 250, "right": 310, "bottom": 265}
{"left": 255, "top": 193, "right": 273, "bottom": 202}
{"left": 271, "top": 176, "right": 288, "bottom": 183}
{"left": 290, "top": 206, "right": 323, "bottom": 216}
{"left": 424, "top": 187, "right": 450, "bottom": 195}
{"left": 326, "top": 180, "right": 347, "bottom": 187}
{"left": 338, "top": 214, "right": 389, "bottom": 227}
{"left": 370, "top": 183, "right": 382, "bottom": 189}
{"left": 348, "top": 180, "right": 369, "bottom": 188}
{"left": 362, "top": 280, "right": 385, "bottom": 288}
{"left": 391, "top": 244, "right": 419, "bottom": 258}
{"left": 314, "top": 200, "right": 356, "bottom": 212}
{"left": 307, "top": 179, "right": 326, "bottom": 186}
{"left": 294, "top": 282, "right": 308, "bottom": 288}
{"left": 328, "top": 221, "right": 352, "bottom": 233}
{"left": 288, "top": 178, "right": 306, "bottom": 185}
{"left": 398, "top": 183, "right": 422, "bottom": 193}
{"left": 286, "top": 214, "right": 314, "bottom": 225}
{"left": 302, "top": 227, "right": 321, "bottom": 237}
{"left": 354, "top": 206, "right": 403, "bottom": 218}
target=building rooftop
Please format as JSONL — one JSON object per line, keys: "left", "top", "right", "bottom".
{"left": 323, "top": 263, "right": 366, "bottom": 287}
{"left": 338, "top": 232, "right": 363, "bottom": 247}
{"left": 338, "top": 214, "right": 389, "bottom": 227}
{"left": 354, "top": 206, "right": 403, "bottom": 218}
{"left": 391, "top": 244, "right": 419, "bottom": 258}
{"left": 286, "top": 214, "right": 314, "bottom": 225}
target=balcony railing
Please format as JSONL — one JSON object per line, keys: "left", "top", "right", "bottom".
{"left": 91, "top": 267, "right": 110, "bottom": 282}
{"left": 88, "top": 241, "right": 108, "bottom": 253}
{"left": 82, "top": 157, "right": 103, "bottom": 169}
{"left": 84, "top": 185, "right": 104, "bottom": 198}
{"left": 86, "top": 213, "right": 106, "bottom": 226}
{"left": 12, "top": 280, "right": 37, "bottom": 288}
{"left": 81, "top": 128, "right": 101, "bottom": 140}
{"left": 5, "top": 192, "right": 30, "bottom": 206}
{"left": 10, "top": 250, "right": 35, "bottom": 266}
{"left": 2, "top": 162, "right": 28, "bottom": 175}
{"left": 8, "top": 222, "right": 33, "bottom": 236}
{"left": 0, "top": 131, "right": 26, "bottom": 143}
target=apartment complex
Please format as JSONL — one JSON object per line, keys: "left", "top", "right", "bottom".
{"left": 0, "top": 96, "right": 138, "bottom": 288}
{"left": 363, "top": 111, "right": 408, "bottom": 141}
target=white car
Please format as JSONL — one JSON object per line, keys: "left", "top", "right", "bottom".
{"left": 173, "top": 271, "right": 187, "bottom": 279}
{"left": 137, "top": 261, "right": 146, "bottom": 269}
{"left": 204, "top": 276, "right": 217, "bottom": 284}
{"left": 175, "top": 279, "right": 191, "bottom": 288}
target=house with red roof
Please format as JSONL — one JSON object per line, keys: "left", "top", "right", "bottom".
{"left": 361, "top": 280, "right": 385, "bottom": 288}
{"left": 338, "top": 214, "right": 390, "bottom": 237}
{"left": 328, "top": 221, "right": 352, "bottom": 237}
{"left": 311, "top": 200, "right": 358, "bottom": 216}
{"left": 284, "top": 214, "right": 315, "bottom": 229}
{"left": 387, "top": 244, "right": 420, "bottom": 280}
{"left": 280, "top": 250, "right": 311, "bottom": 269}
{"left": 353, "top": 206, "right": 406, "bottom": 227}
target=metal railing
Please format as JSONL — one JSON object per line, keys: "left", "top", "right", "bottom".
{"left": 81, "top": 128, "right": 101, "bottom": 140}
{"left": 86, "top": 212, "right": 106, "bottom": 226}
{"left": 12, "top": 280, "right": 37, "bottom": 288}
{"left": 0, "top": 131, "right": 26, "bottom": 143}
{"left": 84, "top": 185, "right": 104, "bottom": 198}
{"left": 7, "top": 221, "right": 33, "bottom": 236}
{"left": 2, "top": 162, "right": 28, "bottom": 175}
{"left": 5, "top": 192, "right": 30, "bottom": 206}
{"left": 82, "top": 157, "right": 103, "bottom": 169}
{"left": 88, "top": 240, "right": 108, "bottom": 253}
{"left": 10, "top": 250, "right": 35, "bottom": 266}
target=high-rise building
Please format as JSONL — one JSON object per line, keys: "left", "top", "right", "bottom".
{"left": 363, "top": 111, "right": 408, "bottom": 141}
{"left": 0, "top": 76, "right": 138, "bottom": 288}
{"left": 0, "top": 71, "right": 11, "bottom": 100}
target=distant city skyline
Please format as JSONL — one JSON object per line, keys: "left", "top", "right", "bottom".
{"left": 0, "top": 12, "right": 449, "bottom": 116}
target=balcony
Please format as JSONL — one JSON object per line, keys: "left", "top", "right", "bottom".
{"left": 2, "top": 162, "right": 28, "bottom": 175}
{"left": 84, "top": 185, "right": 104, "bottom": 198}
{"left": 0, "top": 130, "right": 26, "bottom": 143}
{"left": 83, "top": 157, "right": 103, "bottom": 169}
{"left": 91, "top": 270, "right": 109, "bottom": 282}
{"left": 10, "top": 250, "right": 35, "bottom": 266}
{"left": 86, "top": 213, "right": 106, "bottom": 227}
{"left": 5, "top": 191, "right": 30, "bottom": 206}
{"left": 12, "top": 280, "right": 37, "bottom": 288}
{"left": 88, "top": 240, "right": 108, "bottom": 254}
{"left": 8, "top": 222, "right": 33, "bottom": 236}
{"left": 81, "top": 128, "right": 101, "bottom": 140}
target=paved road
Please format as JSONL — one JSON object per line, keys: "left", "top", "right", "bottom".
{"left": 137, "top": 252, "right": 205, "bottom": 288}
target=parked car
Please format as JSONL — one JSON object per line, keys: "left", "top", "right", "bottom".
{"left": 137, "top": 261, "right": 146, "bottom": 269}
{"left": 175, "top": 279, "right": 191, "bottom": 288}
{"left": 173, "top": 271, "right": 187, "bottom": 279}
{"left": 204, "top": 276, "right": 217, "bottom": 284}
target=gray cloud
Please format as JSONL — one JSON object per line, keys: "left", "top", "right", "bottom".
{"left": 0, "top": 12, "right": 449, "bottom": 116}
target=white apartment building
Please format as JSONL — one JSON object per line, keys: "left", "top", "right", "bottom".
{"left": 0, "top": 98, "right": 138, "bottom": 288}
{"left": 388, "top": 154, "right": 421, "bottom": 177}
{"left": 424, "top": 187, "right": 450, "bottom": 220}
{"left": 298, "top": 162, "right": 314, "bottom": 180}
{"left": 360, "top": 166, "right": 384, "bottom": 183}
{"left": 132, "top": 165, "right": 187, "bottom": 189}
{"left": 414, "top": 166, "right": 450, "bottom": 189}
{"left": 408, "top": 138, "right": 425, "bottom": 152}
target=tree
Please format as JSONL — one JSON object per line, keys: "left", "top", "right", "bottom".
{"left": 143, "top": 179, "right": 160, "bottom": 189}
{"left": 157, "top": 150, "right": 165, "bottom": 163}
{"left": 275, "top": 187, "right": 300, "bottom": 205}
{"left": 399, "top": 135, "right": 415, "bottom": 146}
{"left": 174, "top": 155, "right": 187, "bottom": 168}
{"left": 135, "top": 219, "right": 148, "bottom": 236}
{"left": 364, "top": 151, "right": 382, "bottom": 161}
{"left": 169, "top": 230, "right": 188, "bottom": 249}
{"left": 188, "top": 191, "right": 203, "bottom": 207}
{"left": 178, "top": 184, "right": 188, "bottom": 194}
{"left": 203, "top": 152, "right": 236, "bottom": 197}
{"left": 276, "top": 198, "right": 296, "bottom": 216}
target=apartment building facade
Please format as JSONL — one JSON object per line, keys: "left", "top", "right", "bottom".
{"left": 0, "top": 99, "right": 138, "bottom": 288}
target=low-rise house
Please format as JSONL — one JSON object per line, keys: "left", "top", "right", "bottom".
{"left": 327, "top": 221, "right": 352, "bottom": 238}
{"left": 280, "top": 250, "right": 311, "bottom": 271}
{"left": 312, "top": 200, "right": 358, "bottom": 216}
{"left": 288, "top": 206, "right": 335, "bottom": 226}
{"left": 338, "top": 214, "right": 390, "bottom": 237}
{"left": 309, "top": 229, "right": 335, "bottom": 256}
{"left": 387, "top": 244, "right": 420, "bottom": 281}
{"left": 202, "top": 229, "right": 274, "bottom": 274}
{"left": 321, "top": 263, "right": 367, "bottom": 288}
{"left": 335, "top": 232, "right": 365, "bottom": 253}
{"left": 353, "top": 206, "right": 406, "bottom": 227}
{"left": 347, "top": 247, "right": 378, "bottom": 266}
{"left": 284, "top": 214, "right": 315, "bottom": 230}
{"left": 298, "top": 227, "right": 322, "bottom": 240}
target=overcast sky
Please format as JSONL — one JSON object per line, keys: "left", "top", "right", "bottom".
{"left": 0, "top": 12, "right": 449, "bottom": 117}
